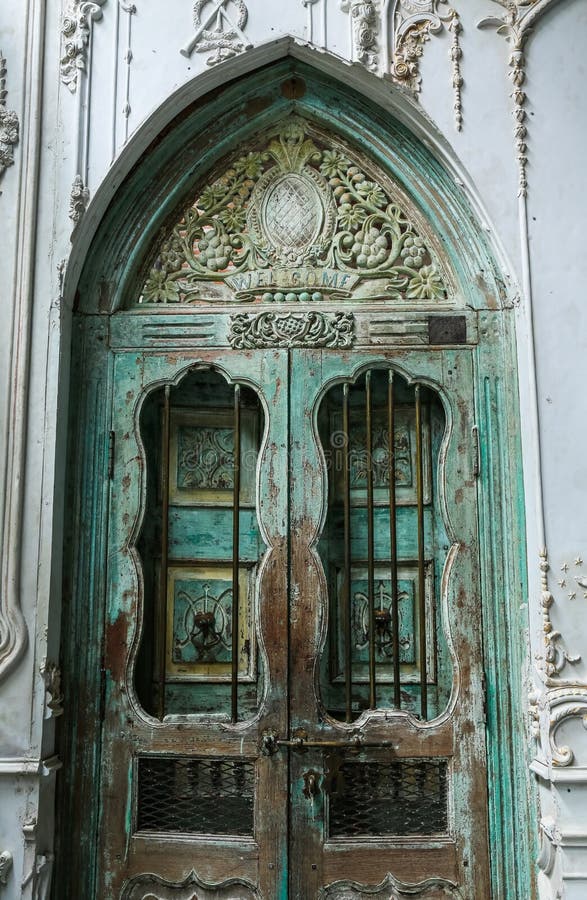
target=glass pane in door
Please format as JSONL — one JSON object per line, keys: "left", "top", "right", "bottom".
{"left": 317, "top": 368, "right": 452, "bottom": 722}
{"left": 135, "top": 367, "right": 266, "bottom": 720}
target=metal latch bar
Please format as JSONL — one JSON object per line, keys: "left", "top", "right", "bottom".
{"left": 261, "top": 730, "right": 397, "bottom": 756}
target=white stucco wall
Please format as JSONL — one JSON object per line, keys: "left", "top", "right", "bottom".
{"left": 0, "top": 1, "right": 586, "bottom": 897}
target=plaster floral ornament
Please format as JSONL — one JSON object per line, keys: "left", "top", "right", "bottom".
{"left": 340, "top": 0, "right": 380, "bottom": 72}
{"left": 139, "top": 117, "right": 451, "bottom": 306}
{"left": 69, "top": 174, "right": 90, "bottom": 228}
{"left": 60, "top": 0, "right": 107, "bottom": 93}
{"left": 388, "top": 1, "right": 463, "bottom": 130}
{"left": 0, "top": 53, "right": 19, "bottom": 184}
{"left": 478, "top": 0, "right": 561, "bottom": 196}
{"left": 181, "top": 0, "right": 252, "bottom": 64}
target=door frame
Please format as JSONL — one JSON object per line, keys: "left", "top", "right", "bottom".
{"left": 54, "top": 59, "right": 536, "bottom": 900}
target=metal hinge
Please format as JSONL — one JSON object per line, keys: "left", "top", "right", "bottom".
{"left": 107, "top": 431, "right": 115, "bottom": 480}
{"left": 472, "top": 425, "right": 480, "bottom": 478}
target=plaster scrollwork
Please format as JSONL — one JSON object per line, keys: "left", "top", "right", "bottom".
{"left": 538, "top": 549, "right": 580, "bottom": 680}
{"left": 387, "top": 1, "right": 463, "bottom": 129}
{"left": 0, "top": 52, "right": 19, "bottom": 185}
{"left": 478, "top": 0, "right": 564, "bottom": 196}
{"left": 69, "top": 174, "right": 89, "bottom": 228}
{"left": 537, "top": 685, "right": 587, "bottom": 768}
{"left": 181, "top": 0, "right": 252, "bottom": 64}
{"left": 340, "top": 0, "right": 380, "bottom": 72}
{"left": 60, "top": 1, "right": 107, "bottom": 93}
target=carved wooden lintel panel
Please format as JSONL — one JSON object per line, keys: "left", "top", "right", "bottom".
{"left": 139, "top": 118, "right": 452, "bottom": 307}
{"left": 228, "top": 311, "right": 355, "bottom": 348}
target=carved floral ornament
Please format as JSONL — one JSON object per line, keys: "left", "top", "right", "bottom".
{"left": 139, "top": 118, "right": 452, "bottom": 307}
{"left": 477, "top": 0, "right": 564, "bottom": 197}
{"left": 339, "top": 1, "right": 463, "bottom": 129}
{"left": 0, "top": 51, "right": 19, "bottom": 184}
{"left": 60, "top": 0, "right": 107, "bottom": 93}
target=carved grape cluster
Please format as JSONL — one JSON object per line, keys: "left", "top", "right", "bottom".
{"left": 400, "top": 235, "right": 426, "bottom": 269}
{"left": 351, "top": 227, "right": 389, "bottom": 268}
{"left": 196, "top": 230, "right": 236, "bottom": 272}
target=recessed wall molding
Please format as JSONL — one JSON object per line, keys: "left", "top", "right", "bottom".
{"left": 60, "top": 0, "right": 107, "bottom": 93}
{"left": 0, "top": 52, "right": 19, "bottom": 186}
{"left": 477, "top": 0, "right": 564, "bottom": 196}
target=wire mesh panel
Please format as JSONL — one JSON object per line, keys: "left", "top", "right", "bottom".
{"left": 327, "top": 758, "right": 448, "bottom": 838}
{"left": 136, "top": 756, "right": 255, "bottom": 836}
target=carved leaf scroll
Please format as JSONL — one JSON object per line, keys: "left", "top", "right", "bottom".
{"left": 139, "top": 117, "right": 450, "bottom": 306}
{"left": 228, "top": 311, "right": 355, "bottom": 349}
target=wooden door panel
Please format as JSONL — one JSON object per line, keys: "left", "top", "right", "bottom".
{"left": 98, "top": 349, "right": 289, "bottom": 899}
{"left": 287, "top": 348, "right": 489, "bottom": 899}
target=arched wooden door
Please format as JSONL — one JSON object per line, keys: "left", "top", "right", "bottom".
{"left": 64, "top": 113, "right": 494, "bottom": 899}
{"left": 98, "top": 337, "right": 488, "bottom": 899}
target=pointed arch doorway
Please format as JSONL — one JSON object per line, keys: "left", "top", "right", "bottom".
{"left": 56, "top": 60, "right": 532, "bottom": 900}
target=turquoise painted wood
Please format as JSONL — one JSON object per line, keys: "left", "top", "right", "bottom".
{"left": 56, "top": 59, "right": 536, "bottom": 900}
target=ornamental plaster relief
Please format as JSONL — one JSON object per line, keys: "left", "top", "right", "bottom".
{"left": 60, "top": 0, "right": 107, "bottom": 93}
{"left": 0, "top": 52, "right": 19, "bottom": 187}
{"left": 69, "top": 174, "right": 89, "bottom": 227}
{"left": 478, "top": 0, "right": 565, "bottom": 197}
{"left": 181, "top": 0, "right": 252, "bottom": 63}
{"left": 529, "top": 549, "right": 587, "bottom": 772}
{"left": 538, "top": 549, "right": 581, "bottom": 682}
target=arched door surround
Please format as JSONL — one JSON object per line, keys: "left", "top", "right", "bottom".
{"left": 55, "top": 59, "right": 535, "bottom": 900}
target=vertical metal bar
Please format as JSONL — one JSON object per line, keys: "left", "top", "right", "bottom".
{"left": 231, "top": 383, "right": 242, "bottom": 724}
{"left": 342, "top": 383, "right": 352, "bottom": 723}
{"left": 388, "top": 371, "right": 401, "bottom": 709}
{"left": 158, "top": 384, "right": 171, "bottom": 720}
{"left": 415, "top": 385, "right": 427, "bottom": 720}
{"left": 366, "top": 371, "right": 376, "bottom": 709}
